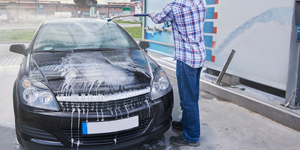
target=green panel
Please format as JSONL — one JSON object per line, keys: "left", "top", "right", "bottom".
{"left": 90, "top": 7, "right": 95, "bottom": 17}
{"left": 123, "top": 7, "right": 131, "bottom": 11}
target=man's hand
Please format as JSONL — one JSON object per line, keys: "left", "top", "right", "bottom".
{"left": 149, "top": 13, "right": 155, "bottom": 18}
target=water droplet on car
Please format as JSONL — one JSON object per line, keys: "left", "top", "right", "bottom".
{"left": 96, "top": 106, "right": 99, "bottom": 121}
{"left": 115, "top": 109, "right": 118, "bottom": 119}
{"left": 86, "top": 108, "right": 89, "bottom": 122}
{"left": 71, "top": 108, "right": 76, "bottom": 147}
{"left": 125, "top": 105, "right": 129, "bottom": 117}
{"left": 77, "top": 108, "right": 81, "bottom": 150}
{"left": 145, "top": 100, "right": 150, "bottom": 117}
{"left": 101, "top": 109, "right": 104, "bottom": 121}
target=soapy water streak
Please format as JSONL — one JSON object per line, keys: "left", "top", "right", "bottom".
{"left": 96, "top": 107, "right": 99, "bottom": 121}
{"left": 215, "top": 7, "right": 293, "bottom": 54}
{"left": 114, "top": 136, "right": 117, "bottom": 145}
{"left": 101, "top": 109, "right": 104, "bottom": 121}
{"left": 65, "top": 94, "right": 152, "bottom": 145}
{"left": 37, "top": 52, "right": 151, "bottom": 102}
{"left": 56, "top": 87, "right": 150, "bottom": 102}
{"left": 71, "top": 108, "right": 75, "bottom": 147}
{"left": 108, "top": 50, "right": 150, "bottom": 77}
{"left": 32, "top": 52, "right": 154, "bottom": 145}
{"left": 105, "top": 56, "right": 150, "bottom": 78}
{"left": 86, "top": 109, "right": 89, "bottom": 122}
{"left": 77, "top": 108, "right": 81, "bottom": 149}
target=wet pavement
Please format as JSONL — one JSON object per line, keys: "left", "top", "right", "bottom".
{"left": 0, "top": 43, "right": 300, "bottom": 150}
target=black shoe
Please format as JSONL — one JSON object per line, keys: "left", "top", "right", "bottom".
{"left": 172, "top": 121, "right": 183, "bottom": 130}
{"left": 170, "top": 135, "right": 200, "bottom": 147}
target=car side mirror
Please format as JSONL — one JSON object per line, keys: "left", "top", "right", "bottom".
{"left": 139, "top": 41, "right": 150, "bottom": 50}
{"left": 10, "top": 44, "right": 27, "bottom": 56}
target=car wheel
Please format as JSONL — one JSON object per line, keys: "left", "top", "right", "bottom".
{"left": 15, "top": 123, "right": 24, "bottom": 147}
{"left": 13, "top": 83, "right": 23, "bottom": 147}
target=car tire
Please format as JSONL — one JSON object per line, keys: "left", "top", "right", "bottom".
{"left": 13, "top": 83, "right": 24, "bottom": 147}
{"left": 15, "top": 123, "right": 24, "bottom": 147}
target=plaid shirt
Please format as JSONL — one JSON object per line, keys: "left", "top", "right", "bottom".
{"left": 151, "top": 0, "right": 207, "bottom": 68}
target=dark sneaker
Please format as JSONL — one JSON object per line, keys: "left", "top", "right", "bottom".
{"left": 172, "top": 121, "right": 183, "bottom": 130}
{"left": 170, "top": 135, "right": 200, "bottom": 147}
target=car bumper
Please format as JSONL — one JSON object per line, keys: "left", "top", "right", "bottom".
{"left": 17, "top": 90, "right": 173, "bottom": 150}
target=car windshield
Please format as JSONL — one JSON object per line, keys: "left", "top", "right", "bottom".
{"left": 33, "top": 20, "right": 138, "bottom": 51}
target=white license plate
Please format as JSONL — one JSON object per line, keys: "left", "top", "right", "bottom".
{"left": 82, "top": 116, "right": 139, "bottom": 135}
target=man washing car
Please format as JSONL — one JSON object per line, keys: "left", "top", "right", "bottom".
{"left": 149, "top": 0, "right": 207, "bottom": 147}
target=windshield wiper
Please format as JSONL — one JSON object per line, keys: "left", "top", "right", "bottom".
{"left": 34, "top": 49, "right": 73, "bottom": 53}
{"left": 34, "top": 48, "right": 129, "bottom": 53}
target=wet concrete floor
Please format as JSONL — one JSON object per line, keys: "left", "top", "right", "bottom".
{"left": 0, "top": 43, "right": 300, "bottom": 150}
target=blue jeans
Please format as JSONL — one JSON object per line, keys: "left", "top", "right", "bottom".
{"left": 176, "top": 60, "right": 202, "bottom": 143}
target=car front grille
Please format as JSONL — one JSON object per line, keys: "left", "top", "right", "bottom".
{"left": 59, "top": 93, "right": 149, "bottom": 112}
{"left": 61, "top": 118, "right": 151, "bottom": 144}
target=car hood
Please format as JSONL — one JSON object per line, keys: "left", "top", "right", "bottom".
{"left": 29, "top": 50, "right": 152, "bottom": 98}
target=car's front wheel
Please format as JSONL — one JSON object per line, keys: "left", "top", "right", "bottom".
{"left": 15, "top": 123, "right": 23, "bottom": 147}
{"left": 13, "top": 83, "right": 23, "bottom": 147}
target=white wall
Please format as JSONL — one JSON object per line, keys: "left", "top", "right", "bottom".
{"left": 145, "top": 0, "right": 295, "bottom": 90}
{"left": 209, "top": 0, "right": 294, "bottom": 90}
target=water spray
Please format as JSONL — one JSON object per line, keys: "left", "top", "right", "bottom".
{"left": 107, "top": 14, "right": 149, "bottom": 22}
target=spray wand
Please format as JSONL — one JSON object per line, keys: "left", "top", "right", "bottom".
{"left": 107, "top": 14, "right": 149, "bottom": 22}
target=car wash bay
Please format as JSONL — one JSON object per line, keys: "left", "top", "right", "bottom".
{"left": 0, "top": 43, "right": 299, "bottom": 150}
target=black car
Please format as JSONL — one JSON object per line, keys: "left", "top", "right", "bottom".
{"left": 10, "top": 18, "right": 173, "bottom": 150}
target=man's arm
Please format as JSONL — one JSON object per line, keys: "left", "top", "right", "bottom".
{"left": 150, "top": 3, "right": 174, "bottom": 24}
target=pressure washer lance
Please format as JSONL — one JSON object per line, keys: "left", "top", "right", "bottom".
{"left": 107, "top": 14, "right": 149, "bottom": 22}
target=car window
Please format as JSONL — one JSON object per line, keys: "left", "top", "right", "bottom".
{"left": 33, "top": 20, "right": 138, "bottom": 51}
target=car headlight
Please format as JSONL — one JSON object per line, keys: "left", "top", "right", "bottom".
{"left": 150, "top": 68, "right": 172, "bottom": 100}
{"left": 19, "top": 77, "right": 60, "bottom": 111}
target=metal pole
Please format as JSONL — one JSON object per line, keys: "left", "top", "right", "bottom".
{"left": 296, "top": 47, "right": 300, "bottom": 106}
{"left": 142, "top": 0, "right": 145, "bottom": 41}
{"left": 216, "top": 49, "right": 236, "bottom": 85}
{"left": 108, "top": 3, "right": 110, "bottom": 18}
{"left": 17, "top": 0, "right": 19, "bottom": 22}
